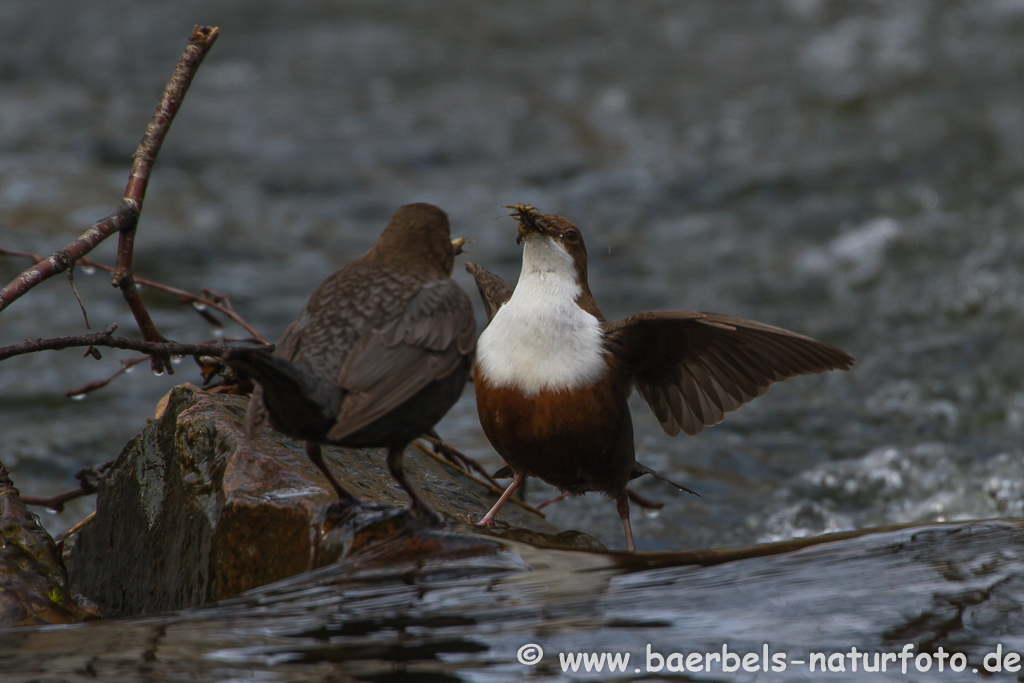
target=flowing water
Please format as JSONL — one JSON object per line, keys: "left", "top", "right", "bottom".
{"left": 3, "top": 521, "right": 1024, "bottom": 682}
{"left": 1, "top": 1, "right": 1024, "bottom": 678}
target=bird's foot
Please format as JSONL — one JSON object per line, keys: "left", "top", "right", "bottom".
{"left": 457, "top": 512, "right": 506, "bottom": 528}
{"left": 468, "top": 472, "right": 526, "bottom": 529}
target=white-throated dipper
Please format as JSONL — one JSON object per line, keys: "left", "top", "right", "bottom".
{"left": 465, "top": 261, "right": 674, "bottom": 514}
{"left": 469, "top": 204, "right": 853, "bottom": 550}
{"left": 224, "top": 202, "right": 477, "bottom": 521}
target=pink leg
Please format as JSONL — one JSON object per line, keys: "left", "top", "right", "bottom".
{"left": 478, "top": 473, "right": 526, "bottom": 527}
{"left": 616, "top": 492, "right": 635, "bottom": 552}
{"left": 536, "top": 491, "right": 571, "bottom": 510}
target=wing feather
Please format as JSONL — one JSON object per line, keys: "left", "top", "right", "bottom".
{"left": 605, "top": 310, "right": 852, "bottom": 437}
{"left": 326, "top": 279, "right": 476, "bottom": 441}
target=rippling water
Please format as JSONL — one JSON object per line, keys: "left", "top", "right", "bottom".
{"left": 2, "top": 1, "right": 1023, "bottom": 555}
{"left": 3, "top": 521, "right": 1024, "bottom": 682}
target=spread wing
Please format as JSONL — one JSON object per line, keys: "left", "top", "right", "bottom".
{"left": 326, "top": 278, "right": 477, "bottom": 441}
{"left": 604, "top": 311, "right": 853, "bottom": 437}
{"left": 465, "top": 262, "right": 512, "bottom": 322}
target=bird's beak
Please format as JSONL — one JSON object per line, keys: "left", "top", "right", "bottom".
{"left": 505, "top": 203, "right": 548, "bottom": 245}
{"left": 451, "top": 237, "right": 467, "bottom": 255}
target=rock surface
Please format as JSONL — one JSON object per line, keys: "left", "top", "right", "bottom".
{"left": 0, "top": 466, "right": 98, "bottom": 627}
{"left": 67, "top": 383, "right": 585, "bottom": 618}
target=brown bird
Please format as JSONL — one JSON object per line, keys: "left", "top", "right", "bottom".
{"left": 469, "top": 204, "right": 853, "bottom": 551}
{"left": 465, "top": 261, "right": 672, "bottom": 514}
{"left": 224, "top": 202, "right": 477, "bottom": 521}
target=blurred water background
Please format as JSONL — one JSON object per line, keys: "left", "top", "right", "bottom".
{"left": 2, "top": 0, "right": 1023, "bottom": 553}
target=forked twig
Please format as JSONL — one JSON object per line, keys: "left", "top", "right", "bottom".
{"left": 0, "top": 248, "right": 270, "bottom": 344}
{"left": 0, "top": 25, "right": 221, "bottom": 375}
{"left": 20, "top": 459, "right": 116, "bottom": 513}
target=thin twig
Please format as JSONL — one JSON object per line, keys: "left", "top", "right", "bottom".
{"left": 0, "top": 323, "right": 259, "bottom": 364}
{"left": 19, "top": 487, "right": 94, "bottom": 513}
{"left": 112, "top": 26, "right": 221, "bottom": 362}
{"left": 0, "top": 249, "right": 270, "bottom": 344}
{"left": 20, "top": 459, "right": 115, "bottom": 513}
{"left": 59, "top": 511, "right": 97, "bottom": 542}
{"left": 420, "top": 432, "right": 499, "bottom": 487}
{"left": 219, "top": 336, "right": 268, "bottom": 345}
{"left": 191, "top": 303, "right": 224, "bottom": 329}
{"left": 65, "top": 356, "right": 150, "bottom": 398}
{"left": 67, "top": 266, "right": 91, "bottom": 331}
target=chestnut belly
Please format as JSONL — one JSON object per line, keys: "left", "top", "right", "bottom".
{"left": 474, "top": 374, "right": 634, "bottom": 496}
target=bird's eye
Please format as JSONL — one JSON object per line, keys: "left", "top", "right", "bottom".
{"left": 564, "top": 230, "right": 579, "bottom": 242}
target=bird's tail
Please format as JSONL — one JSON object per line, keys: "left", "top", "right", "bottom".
{"left": 223, "top": 348, "right": 301, "bottom": 390}
{"left": 223, "top": 348, "right": 343, "bottom": 437}
{"left": 465, "top": 262, "right": 512, "bottom": 322}
{"left": 630, "top": 462, "right": 700, "bottom": 497}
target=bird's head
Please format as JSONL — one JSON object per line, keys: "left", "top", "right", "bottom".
{"left": 506, "top": 203, "right": 589, "bottom": 285}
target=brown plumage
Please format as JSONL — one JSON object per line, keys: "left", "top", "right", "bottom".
{"left": 468, "top": 204, "right": 853, "bottom": 550}
{"left": 224, "top": 202, "right": 476, "bottom": 520}
{"left": 475, "top": 358, "right": 634, "bottom": 496}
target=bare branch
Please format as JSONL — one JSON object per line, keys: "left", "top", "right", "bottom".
{"left": 0, "top": 249, "right": 270, "bottom": 344}
{"left": 191, "top": 302, "right": 224, "bottom": 329}
{"left": 66, "top": 266, "right": 91, "bottom": 331}
{"left": 0, "top": 323, "right": 261, "bottom": 364}
{"left": 0, "top": 219, "right": 123, "bottom": 313}
{"left": 111, "top": 26, "right": 221, "bottom": 358}
{"left": 20, "top": 459, "right": 116, "bottom": 513}
{"left": 420, "top": 431, "right": 499, "bottom": 487}
{"left": 20, "top": 487, "right": 94, "bottom": 514}
{"left": 0, "top": 26, "right": 221, "bottom": 374}
{"left": 65, "top": 356, "right": 150, "bottom": 398}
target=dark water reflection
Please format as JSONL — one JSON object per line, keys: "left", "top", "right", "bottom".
{"left": 2, "top": 521, "right": 1023, "bottom": 681}
{"left": 2, "top": 1, "right": 1024, "bottom": 669}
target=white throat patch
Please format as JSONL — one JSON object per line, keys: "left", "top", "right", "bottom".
{"left": 476, "top": 236, "right": 606, "bottom": 395}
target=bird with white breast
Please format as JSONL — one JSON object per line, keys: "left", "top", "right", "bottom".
{"left": 468, "top": 204, "right": 853, "bottom": 551}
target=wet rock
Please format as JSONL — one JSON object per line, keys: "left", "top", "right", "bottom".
{"left": 0, "top": 465, "right": 99, "bottom": 627}
{"left": 68, "top": 383, "right": 573, "bottom": 617}
{"left": 313, "top": 504, "right": 605, "bottom": 566}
